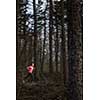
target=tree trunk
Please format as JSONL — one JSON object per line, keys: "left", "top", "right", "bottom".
{"left": 49, "top": 0, "right": 53, "bottom": 73}
{"left": 61, "top": 0, "right": 68, "bottom": 85}
{"left": 55, "top": 1, "right": 59, "bottom": 73}
{"left": 28, "top": 37, "right": 32, "bottom": 65}
{"left": 41, "top": 8, "right": 47, "bottom": 72}
{"left": 67, "top": 0, "right": 83, "bottom": 100}
{"left": 33, "top": 0, "right": 37, "bottom": 79}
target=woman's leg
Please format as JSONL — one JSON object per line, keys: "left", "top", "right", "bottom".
{"left": 23, "top": 73, "right": 30, "bottom": 81}
{"left": 31, "top": 73, "right": 34, "bottom": 81}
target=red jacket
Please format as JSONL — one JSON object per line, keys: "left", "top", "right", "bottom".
{"left": 27, "top": 66, "right": 35, "bottom": 73}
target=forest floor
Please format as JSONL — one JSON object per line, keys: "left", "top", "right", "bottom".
{"left": 17, "top": 73, "right": 67, "bottom": 100}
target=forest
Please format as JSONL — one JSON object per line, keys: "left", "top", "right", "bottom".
{"left": 16, "top": 0, "right": 83, "bottom": 100}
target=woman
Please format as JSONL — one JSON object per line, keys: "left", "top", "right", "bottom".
{"left": 23, "top": 63, "right": 35, "bottom": 83}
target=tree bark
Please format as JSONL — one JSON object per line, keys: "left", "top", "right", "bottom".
{"left": 60, "top": 0, "right": 68, "bottom": 85}
{"left": 55, "top": 1, "right": 59, "bottom": 73}
{"left": 33, "top": 0, "right": 37, "bottom": 78}
{"left": 49, "top": 0, "right": 53, "bottom": 73}
{"left": 41, "top": 8, "right": 47, "bottom": 72}
{"left": 67, "top": 0, "right": 83, "bottom": 100}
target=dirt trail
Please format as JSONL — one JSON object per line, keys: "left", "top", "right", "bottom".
{"left": 17, "top": 80, "right": 67, "bottom": 100}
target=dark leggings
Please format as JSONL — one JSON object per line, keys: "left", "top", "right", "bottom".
{"left": 24, "top": 73, "right": 34, "bottom": 81}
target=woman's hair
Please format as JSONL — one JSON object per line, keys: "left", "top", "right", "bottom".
{"left": 27, "top": 63, "right": 32, "bottom": 66}
{"left": 27, "top": 62, "right": 34, "bottom": 66}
